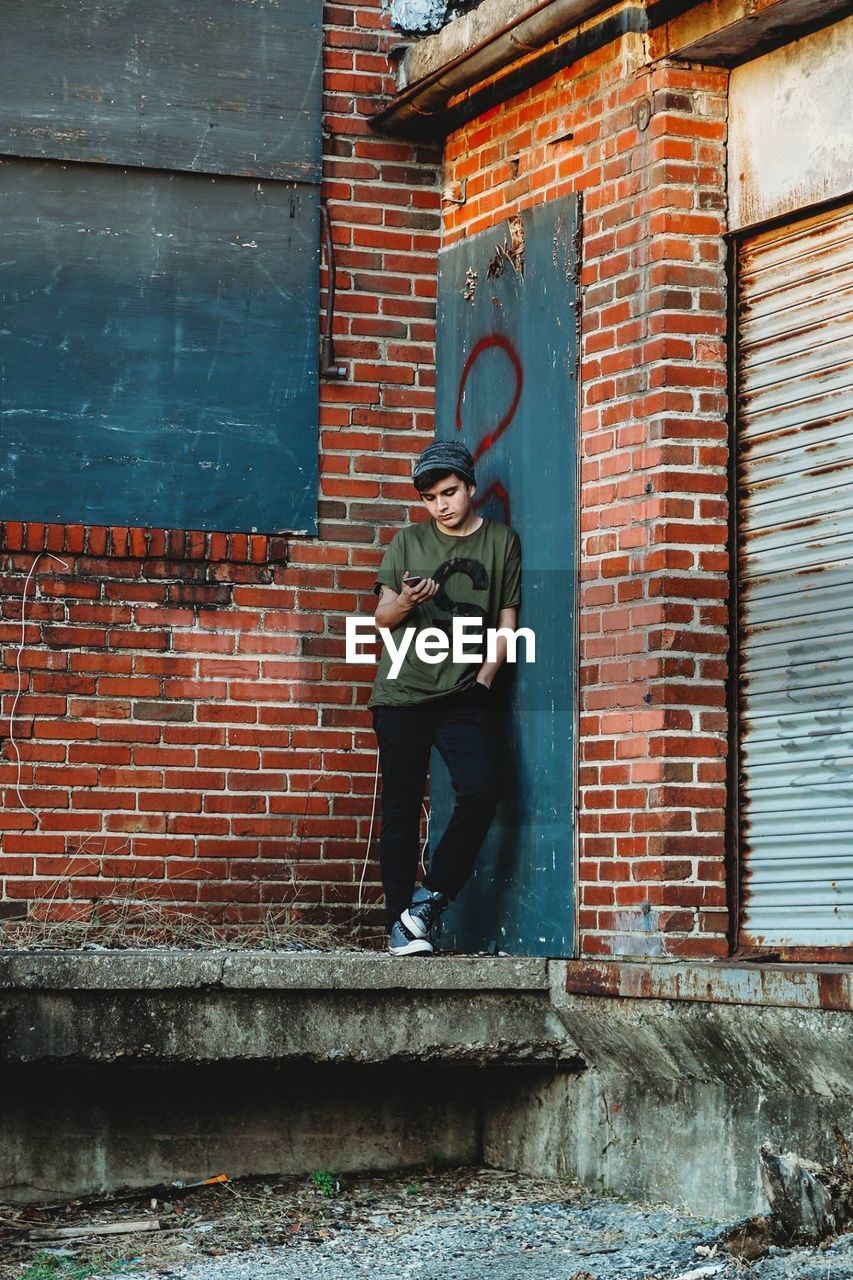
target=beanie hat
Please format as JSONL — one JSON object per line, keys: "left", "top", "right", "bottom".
{"left": 412, "top": 440, "right": 476, "bottom": 488}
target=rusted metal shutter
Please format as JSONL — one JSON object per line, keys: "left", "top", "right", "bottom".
{"left": 737, "top": 201, "right": 853, "bottom": 952}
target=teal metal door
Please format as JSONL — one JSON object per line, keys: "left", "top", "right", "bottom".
{"left": 432, "top": 197, "right": 579, "bottom": 957}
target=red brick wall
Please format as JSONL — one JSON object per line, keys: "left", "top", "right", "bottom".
{"left": 1, "top": 8, "right": 734, "bottom": 960}
{"left": 443, "top": 33, "right": 731, "bottom": 958}
{"left": 0, "top": 1, "right": 440, "bottom": 929}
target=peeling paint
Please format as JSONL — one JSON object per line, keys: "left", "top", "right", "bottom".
{"left": 729, "top": 16, "right": 853, "bottom": 231}
{"left": 390, "top": 0, "right": 484, "bottom": 34}
{"left": 486, "top": 214, "right": 525, "bottom": 280}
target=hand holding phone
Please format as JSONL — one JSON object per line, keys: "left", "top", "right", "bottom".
{"left": 402, "top": 571, "right": 437, "bottom": 603}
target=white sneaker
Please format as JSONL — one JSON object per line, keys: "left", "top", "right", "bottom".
{"left": 401, "top": 886, "right": 448, "bottom": 941}
{"left": 388, "top": 918, "right": 433, "bottom": 956}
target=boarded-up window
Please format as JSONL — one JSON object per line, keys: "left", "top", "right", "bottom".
{"left": 0, "top": 0, "right": 322, "bottom": 534}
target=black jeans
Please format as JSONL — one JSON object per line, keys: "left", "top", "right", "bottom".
{"left": 371, "top": 682, "right": 500, "bottom": 926}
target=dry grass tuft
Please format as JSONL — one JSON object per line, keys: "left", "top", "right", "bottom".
{"left": 0, "top": 895, "right": 381, "bottom": 952}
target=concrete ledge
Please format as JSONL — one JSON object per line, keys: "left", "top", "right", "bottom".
{"left": 393, "top": 0, "right": 607, "bottom": 91}
{"left": 0, "top": 950, "right": 576, "bottom": 1203}
{"left": 551, "top": 990, "right": 853, "bottom": 1099}
{"left": 4, "top": 951, "right": 853, "bottom": 1217}
{"left": 653, "top": 0, "right": 853, "bottom": 65}
{"left": 488, "top": 963, "right": 853, "bottom": 1217}
{"left": 0, "top": 949, "right": 550, "bottom": 992}
{"left": 0, "top": 951, "right": 574, "bottom": 1067}
{"left": 377, "top": 0, "right": 633, "bottom": 135}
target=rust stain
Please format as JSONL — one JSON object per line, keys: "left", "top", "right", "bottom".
{"left": 564, "top": 962, "right": 620, "bottom": 998}
{"left": 566, "top": 960, "right": 853, "bottom": 1009}
{"left": 739, "top": 943, "right": 853, "bottom": 964}
{"left": 817, "top": 972, "right": 850, "bottom": 1011}
{"left": 809, "top": 461, "right": 853, "bottom": 477}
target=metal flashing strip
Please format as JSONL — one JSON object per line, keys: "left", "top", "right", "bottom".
{"left": 655, "top": 0, "right": 853, "bottom": 68}
{"left": 373, "top": 3, "right": 645, "bottom": 138}
{"left": 376, "top": 0, "right": 853, "bottom": 138}
{"left": 564, "top": 959, "right": 853, "bottom": 1010}
{"left": 441, "top": 7, "right": 647, "bottom": 137}
{"left": 393, "top": 0, "right": 613, "bottom": 94}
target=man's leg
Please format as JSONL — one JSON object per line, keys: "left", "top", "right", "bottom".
{"left": 371, "top": 704, "right": 434, "bottom": 926}
{"left": 423, "top": 685, "right": 499, "bottom": 902}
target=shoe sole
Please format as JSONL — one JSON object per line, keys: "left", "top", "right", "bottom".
{"left": 388, "top": 937, "right": 433, "bottom": 956}
{"left": 400, "top": 908, "right": 428, "bottom": 938}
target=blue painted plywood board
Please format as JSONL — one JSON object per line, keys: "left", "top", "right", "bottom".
{"left": 432, "top": 197, "right": 579, "bottom": 957}
{"left": 0, "top": 0, "right": 323, "bottom": 183}
{"left": 0, "top": 158, "right": 318, "bottom": 533}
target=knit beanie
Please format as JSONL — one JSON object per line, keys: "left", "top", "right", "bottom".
{"left": 412, "top": 440, "right": 476, "bottom": 489}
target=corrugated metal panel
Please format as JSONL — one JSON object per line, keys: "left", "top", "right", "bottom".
{"left": 738, "top": 201, "right": 853, "bottom": 950}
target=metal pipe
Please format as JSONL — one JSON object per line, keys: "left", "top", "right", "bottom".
{"left": 373, "top": 0, "right": 612, "bottom": 134}
{"left": 320, "top": 203, "right": 347, "bottom": 380}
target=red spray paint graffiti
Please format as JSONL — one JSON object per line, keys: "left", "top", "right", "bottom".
{"left": 455, "top": 333, "right": 522, "bottom": 524}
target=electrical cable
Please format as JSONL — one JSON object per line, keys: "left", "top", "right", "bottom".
{"left": 356, "top": 750, "right": 381, "bottom": 917}
{"left": 9, "top": 552, "right": 69, "bottom": 826}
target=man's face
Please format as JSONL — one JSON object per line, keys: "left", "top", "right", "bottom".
{"left": 419, "top": 474, "right": 475, "bottom": 529}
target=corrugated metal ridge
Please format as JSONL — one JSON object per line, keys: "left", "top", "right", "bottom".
{"left": 739, "top": 206, "right": 853, "bottom": 273}
{"left": 745, "top": 436, "right": 853, "bottom": 488}
{"left": 745, "top": 805, "right": 853, "bottom": 832}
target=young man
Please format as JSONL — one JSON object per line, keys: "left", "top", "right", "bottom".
{"left": 369, "top": 440, "right": 521, "bottom": 955}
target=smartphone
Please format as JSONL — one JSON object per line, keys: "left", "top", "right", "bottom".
{"left": 404, "top": 575, "right": 423, "bottom": 588}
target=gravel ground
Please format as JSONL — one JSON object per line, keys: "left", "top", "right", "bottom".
{"left": 4, "top": 1169, "right": 853, "bottom": 1280}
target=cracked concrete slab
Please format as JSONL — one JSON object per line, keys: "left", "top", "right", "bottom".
{"left": 0, "top": 950, "right": 551, "bottom": 992}
{"left": 0, "top": 951, "right": 575, "bottom": 1067}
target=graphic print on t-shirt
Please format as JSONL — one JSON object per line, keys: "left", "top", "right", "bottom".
{"left": 432, "top": 556, "right": 490, "bottom": 637}
{"left": 369, "top": 517, "right": 521, "bottom": 707}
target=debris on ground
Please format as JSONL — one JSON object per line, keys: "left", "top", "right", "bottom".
{"left": 25, "top": 1219, "right": 162, "bottom": 1243}
{"left": 723, "top": 1135, "right": 853, "bottom": 1264}
{"left": 170, "top": 1177, "right": 230, "bottom": 1194}
{"left": 670, "top": 1266, "right": 724, "bottom": 1280}
{"left": 3, "top": 1167, "right": 853, "bottom": 1280}
{"left": 722, "top": 1214, "right": 774, "bottom": 1261}
{"left": 761, "top": 1143, "right": 839, "bottom": 1243}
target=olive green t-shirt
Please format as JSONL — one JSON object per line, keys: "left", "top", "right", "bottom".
{"left": 369, "top": 517, "right": 521, "bottom": 708}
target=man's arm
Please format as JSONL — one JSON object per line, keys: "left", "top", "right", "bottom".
{"left": 475, "top": 606, "right": 518, "bottom": 688}
{"left": 374, "top": 577, "right": 438, "bottom": 632}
